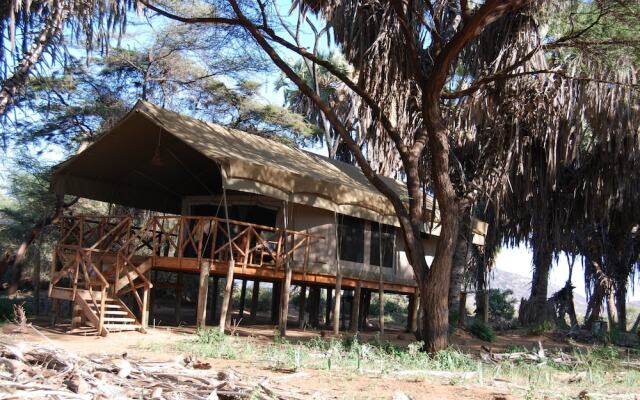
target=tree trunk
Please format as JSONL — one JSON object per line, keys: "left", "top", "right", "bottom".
{"left": 614, "top": 279, "right": 627, "bottom": 332}
{"left": 0, "top": 2, "right": 67, "bottom": 117}
{"left": 449, "top": 211, "right": 471, "bottom": 315}
{"left": 585, "top": 281, "right": 605, "bottom": 329}
{"left": 606, "top": 289, "right": 616, "bottom": 331}
{"left": 527, "top": 241, "right": 552, "bottom": 324}
{"left": 421, "top": 110, "right": 460, "bottom": 352}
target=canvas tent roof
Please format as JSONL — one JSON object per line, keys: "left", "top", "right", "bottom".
{"left": 51, "top": 100, "right": 487, "bottom": 242}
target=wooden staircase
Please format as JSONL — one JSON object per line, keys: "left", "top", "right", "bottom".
{"left": 49, "top": 239, "right": 153, "bottom": 336}
{"left": 50, "top": 286, "right": 144, "bottom": 335}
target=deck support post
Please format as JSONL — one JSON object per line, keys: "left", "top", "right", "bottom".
{"left": 271, "top": 282, "right": 281, "bottom": 324}
{"left": 219, "top": 187, "right": 236, "bottom": 332}
{"left": 142, "top": 285, "right": 150, "bottom": 330}
{"left": 333, "top": 275, "right": 342, "bottom": 334}
{"left": 50, "top": 298, "right": 60, "bottom": 327}
{"left": 378, "top": 287, "right": 384, "bottom": 334}
{"left": 278, "top": 200, "right": 292, "bottom": 337}
{"left": 71, "top": 302, "right": 82, "bottom": 329}
{"left": 325, "top": 288, "right": 333, "bottom": 327}
{"left": 350, "top": 282, "right": 362, "bottom": 333}
{"left": 197, "top": 261, "right": 210, "bottom": 329}
{"left": 175, "top": 272, "right": 183, "bottom": 324}
{"left": 362, "top": 290, "right": 372, "bottom": 330}
{"left": 333, "top": 212, "right": 342, "bottom": 335}
{"left": 208, "top": 276, "right": 219, "bottom": 324}
{"left": 377, "top": 223, "right": 385, "bottom": 335}
{"left": 298, "top": 284, "right": 307, "bottom": 328}
{"left": 408, "top": 293, "right": 419, "bottom": 333}
{"left": 309, "top": 286, "right": 321, "bottom": 328}
{"left": 250, "top": 280, "right": 260, "bottom": 322}
{"left": 238, "top": 279, "right": 247, "bottom": 318}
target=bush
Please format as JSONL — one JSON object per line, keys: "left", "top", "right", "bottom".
{"left": 529, "top": 320, "right": 555, "bottom": 335}
{"left": 488, "top": 289, "right": 516, "bottom": 321}
{"left": 0, "top": 297, "right": 32, "bottom": 321}
{"left": 469, "top": 319, "right": 496, "bottom": 342}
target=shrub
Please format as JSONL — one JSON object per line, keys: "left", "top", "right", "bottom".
{"left": 469, "top": 320, "right": 496, "bottom": 342}
{"left": 488, "top": 289, "right": 516, "bottom": 321}
{"left": 529, "top": 320, "right": 555, "bottom": 335}
{"left": 0, "top": 297, "right": 32, "bottom": 321}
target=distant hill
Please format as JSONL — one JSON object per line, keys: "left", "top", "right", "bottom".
{"left": 487, "top": 268, "right": 640, "bottom": 317}
{"left": 488, "top": 268, "right": 587, "bottom": 314}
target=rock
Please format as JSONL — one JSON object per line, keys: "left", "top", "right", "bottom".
{"left": 392, "top": 392, "right": 411, "bottom": 400}
{"left": 65, "top": 375, "right": 89, "bottom": 394}
{"left": 114, "top": 359, "right": 132, "bottom": 378}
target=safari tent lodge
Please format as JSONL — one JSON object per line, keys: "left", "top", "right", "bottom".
{"left": 48, "top": 100, "right": 487, "bottom": 336}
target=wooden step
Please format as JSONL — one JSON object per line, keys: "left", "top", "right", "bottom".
{"left": 102, "top": 324, "right": 140, "bottom": 331}
{"left": 102, "top": 317, "right": 137, "bottom": 323}
{"left": 99, "top": 310, "right": 129, "bottom": 315}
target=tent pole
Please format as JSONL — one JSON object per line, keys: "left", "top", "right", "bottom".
{"left": 378, "top": 223, "right": 385, "bottom": 335}
{"left": 333, "top": 212, "right": 342, "bottom": 335}
{"left": 219, "top": 186, "right": 235, "bottom": 332}
{"left": 279, "top": 201, "right": 292, "bottom": 337}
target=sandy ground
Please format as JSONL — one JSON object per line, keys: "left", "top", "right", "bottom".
{"left": 0, "top": 320, "right": 628, "bottom": 400}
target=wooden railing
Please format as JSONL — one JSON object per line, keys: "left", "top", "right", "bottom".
{"left": 54, "top": 214, "right": 320, "bottom": 274}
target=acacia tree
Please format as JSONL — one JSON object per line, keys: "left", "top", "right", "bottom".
{"left": 0, "top": 0, "right": 135, "bottom": 119}
{"left": 2, "top": 17, "right": 313, "bottom": 294}
{"left": 138, "top": 0, "right": 553, "bottom": 352}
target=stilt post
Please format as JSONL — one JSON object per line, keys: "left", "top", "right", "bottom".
{"left": 175, "top": 272, "right": 183, "bottom": 324}
{"left": 196, "top": 261, "right": 210, "bottom": 329}
{"left": 325, "top": 288, "right": 333, "bottom": 327}
{"left": 279, "top": 201, "right": 292, "bottom": 337}
{"left": 377, "top": 223, "right": 385, "bottom": 335}
{"left": 250, "top": 280, "right": 260, "bottom": 321}
{"left": 219, "top": 187, "right": 236, "bottom": 332}
{"left": 238, "top": 279, "right": 247, "bottom": 318}
{"left": 298, "top": 284, "right": 307, "bottom": 328}
{"left": 351, "top": 282, "right": 362, "bottom": 333}
{"left": 333, "top": 213, "right": 342, "bottom": 335}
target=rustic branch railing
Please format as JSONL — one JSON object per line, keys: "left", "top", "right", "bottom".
{"left": 53, "top": 214, "right": 320, "bottom": 275}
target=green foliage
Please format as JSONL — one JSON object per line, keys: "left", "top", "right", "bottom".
{"left": 469, "top": 320, "right": 496, "bottom": 342}
{"left": 504, "top": 344, "right": 527, "bottom": 353}
{"left": 488, "top": 289, "right": 516, "bottom": 321}
{"left": 529, "top": 320, "right": 555, "bottom": 336}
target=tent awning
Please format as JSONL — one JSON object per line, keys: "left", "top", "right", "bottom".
{"left": 51, "top": 100, "right": 487, "bottom": 242}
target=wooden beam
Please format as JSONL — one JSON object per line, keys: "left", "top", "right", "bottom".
{"left": 325, "top": 288, "right": 332, "bottom": 328}
{"left": 279, "top": 272, "right": 292, "bottom": 336}
{"left": 309, "top": 286, "right": 321, "bottom": 328}
{"left": 238, "top": 279, "right": 247, "bottom": 318}
{"left": 271, "top": 281, "right": 281, "bottom": 324}
{"left": 175, "top": 272, "right": 183, "bottom": 324}
{"left": 219, "top": 260, "right": 236, "bottom": 331}
{"left": 407, "top": 294, "right": 417, "bottom": 333}
{"left": 152, "top": 256, "right": 418, "bottom": 295}
{"left": 333, "top": 273, "right": 342, "bottom": 334}
{"left": 50, "top": 298, "right": 60, "bottom": 327}
{"left": 298, "top": 284, "right": 307, "bottom": 328}
{"left": 250, "top": 280, "right": 260, "bottom": 322}
{"left": 378, "top": 286, "right": 385, "bottom": 334}
{"left": 142, "top": 285, "right": 150, "bottom": 329}
{"left": 208, "top": 276, "right": 219, "bottom": 324}
{"left": 350, "top": 282, "right": 362, "bottom": 333}
{"left": 196, "top": 261, "right": 210, "bottom": 329}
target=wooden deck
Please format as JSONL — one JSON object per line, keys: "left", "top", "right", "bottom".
{"left": 48, "top": 214, "right": 417, "bottom": 335}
